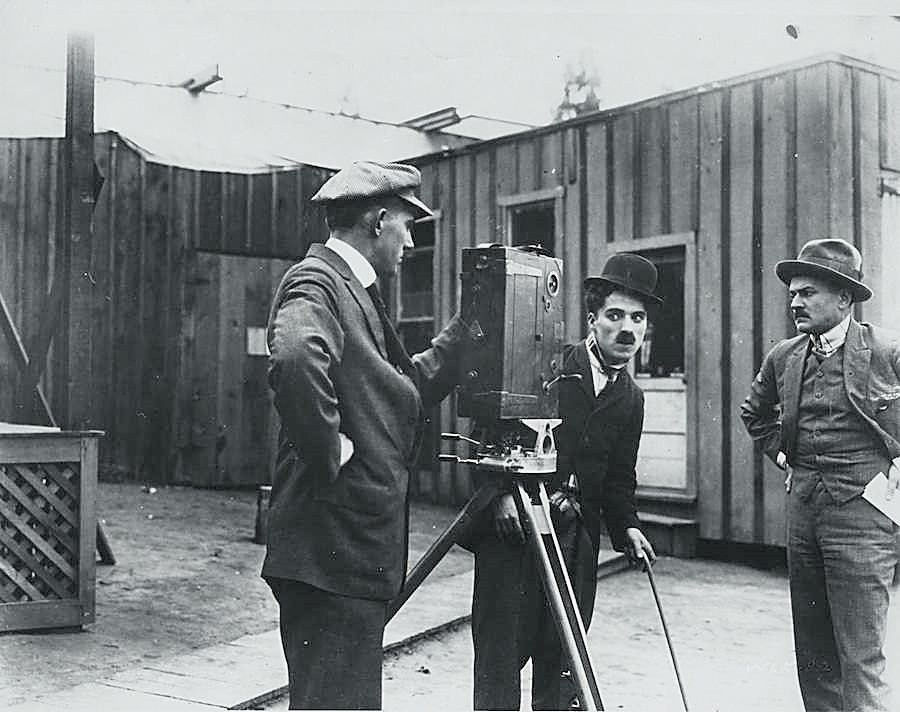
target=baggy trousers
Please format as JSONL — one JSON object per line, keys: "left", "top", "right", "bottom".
{"left": 267, "top": 577, "right": 386, "bottom": 710}
{"left": 788, "top": 480, "right": 897, "bottom": 712}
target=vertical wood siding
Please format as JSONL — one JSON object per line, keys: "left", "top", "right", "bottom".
{"left": 696, "top": 91, "right": 726, "bottom": 540}
{"left": 0, "top": 132, "right": 332, "bottom": 485}
{"left": 759, "top": 75, "right": 792, "bottom": 545}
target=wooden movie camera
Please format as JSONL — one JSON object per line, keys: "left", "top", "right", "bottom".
{"left": 444, "top": 244, "right": 571, "bottom": 476}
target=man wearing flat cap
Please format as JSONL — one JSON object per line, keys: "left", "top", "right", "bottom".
{"left": 741, "top": 238, "right": 900, "bottom": 712}
{"left": 470, "top": 252, "right": 657, "bottom": 710}
{"left": 262, "top": 161, "right": 471, "bottom": 709}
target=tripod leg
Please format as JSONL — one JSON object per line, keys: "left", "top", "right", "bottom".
{"left": 514, "top": 480, "right": 604, "bottom": 711}
{"left": 386, "top": 482, "right": 500, "bottom": 622}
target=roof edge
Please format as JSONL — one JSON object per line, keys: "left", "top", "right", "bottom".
{"left": 407, "top": 52, "right": 900, "bottom": 165}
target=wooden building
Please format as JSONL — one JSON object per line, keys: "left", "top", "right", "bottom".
{"left": 402, "top": 54, "right": 900, "bottom": 548}
{"left": 4, "top": 54, "right": 900, "bottom": 550}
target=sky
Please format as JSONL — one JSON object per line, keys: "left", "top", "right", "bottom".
{"left": 3, "top": 0, "right": 900, "bottom": 127}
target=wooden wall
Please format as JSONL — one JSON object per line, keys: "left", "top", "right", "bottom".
{"left": 414, "top": 57, "right": 899, "bottom": 545}
{"left": 0, "top": 132, "right": 332, "bottom": 485}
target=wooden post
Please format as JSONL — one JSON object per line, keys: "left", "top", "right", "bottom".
{"left": 63, "top": 33, "right": 96, "bottom": 430}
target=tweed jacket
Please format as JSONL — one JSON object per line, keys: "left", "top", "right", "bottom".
{"left": 741, "top": 319, "right": 900, "bottom": 470}
{"left": 261, "top": 243, "right": 469, "bottom": 601}
{"left": 553, "top": 340, "right": 644, "bottom": 553}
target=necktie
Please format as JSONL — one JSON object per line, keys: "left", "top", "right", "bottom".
{"left": 366, "top": 284, "right": 415, "bottom": 377}
{"left": 589, "top": 340, "right": 621, "bottom": 382}
{"left": 810, "top": 334, "right": 830, "bottom": 360}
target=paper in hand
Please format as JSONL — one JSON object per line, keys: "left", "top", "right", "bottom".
{"left": 862, "top": 472, "right": 900, "bottom": 526}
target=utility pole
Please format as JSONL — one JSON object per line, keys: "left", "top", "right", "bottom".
{"left": 62, "top": 32, "right": 96, "bottom": 430}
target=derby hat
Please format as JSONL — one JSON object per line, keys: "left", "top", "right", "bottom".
{"left": 775, "top": 238, "right": 872, "bottom": 302}
{"left": 310, "top": 160, "right": 433, "bottom": 219}
{"left": 584, "top": 252, "right": 663, "bottom": 305}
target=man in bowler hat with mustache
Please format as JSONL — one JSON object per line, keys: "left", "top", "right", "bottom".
{"left": 470, "top": 252, "right": 658, "bottom": 710}
{"left": 742, "top": 238, "right": 900, "bottom": 712}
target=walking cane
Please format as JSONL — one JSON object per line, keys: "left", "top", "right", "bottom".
{"left": 638, "top": 552, "right": 690, "bottom": 712}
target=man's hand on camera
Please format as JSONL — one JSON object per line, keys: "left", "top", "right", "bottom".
{"left": 625, "top": 527, "right": 656, "bottom": 569}
{"left": 491, "top": 493, "right": 525, "bottom": 544}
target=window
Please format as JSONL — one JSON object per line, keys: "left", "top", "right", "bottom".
{"left": 635, "top": 247, "right": 685, "bottom": 378}
{"left": 397, "top": 215, "right": 438, "bottom": 472}
{"left": 399, "top": 219, "right": 435, "bottom": 319}
{"left": 510, "top": 200, "right": 556, "bottom": 255}
{"left": 498, "top": 186, "right": 564, "bottom": 257}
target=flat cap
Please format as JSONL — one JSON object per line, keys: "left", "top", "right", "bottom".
{"left": 310, "top": 160, "right": 433, "bottom": 219}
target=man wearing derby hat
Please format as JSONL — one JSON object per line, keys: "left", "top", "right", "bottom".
{"left": 262, "top": 161, "right": 472, "bottom": 709}
{"left": 742, "top": 238, "right": 900, "bottom": 712}
{"left": 470, "top": 252, "right": 658, "bottom": 710}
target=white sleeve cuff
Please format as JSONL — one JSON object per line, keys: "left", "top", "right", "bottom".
{"left": 338, "top": 433, "right": 355, "bottom": 467}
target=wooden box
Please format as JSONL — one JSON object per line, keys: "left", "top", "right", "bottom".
{"left": 0, "top": 423, "right": 103, "bottom": 631}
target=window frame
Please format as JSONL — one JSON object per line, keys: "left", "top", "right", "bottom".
{"left": 497, "top": 186, "right": 565, "bottom": 255}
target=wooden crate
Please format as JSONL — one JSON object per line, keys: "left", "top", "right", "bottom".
{"left": 0, "top": 423, "right": 103, "bottom": 631}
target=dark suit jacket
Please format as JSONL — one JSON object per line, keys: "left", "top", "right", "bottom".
{"left": 554, "top": 340, "right": 644, "bottom": 553}
{"left": 741, "top": 319, "right": 900, "bottom": 468}
{"left": 261, "top": 243, "right": 469, "bottom": 601}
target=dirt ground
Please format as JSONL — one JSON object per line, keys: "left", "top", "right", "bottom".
{"left": 3, "top": 483, "right": 899, "bottom": 711}
{"left": 0, "top": 482, "right": 462, "bottom": 707}
{"left": 370, "top": 557, "right": 900, "bottom": 712}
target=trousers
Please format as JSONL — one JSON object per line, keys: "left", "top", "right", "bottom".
{"left": 471, "top": 513, "right": 597, "bottom": 710}
{"left": 788, "top": 478, "right": 897, "bottom": 712}
{"left": 267, "top": 577, "right": 386, "bottom": 710}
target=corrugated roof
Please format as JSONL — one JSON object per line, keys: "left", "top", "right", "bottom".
{"left": 0, "top": 65, "right": 476, "bottom": 173}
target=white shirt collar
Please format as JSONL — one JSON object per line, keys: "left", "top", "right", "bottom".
{"left": 585, "top": 333, "right": 625, "bottom": 396}
{"left": 812, "top": 314, "right": 851, "bottom": 355}
{"left": 325, "top": 237, "right": 377, "bottom": 288}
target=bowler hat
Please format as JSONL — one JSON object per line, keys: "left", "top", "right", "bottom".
{"left": 584, "top": 253, "right": 663, "bottom": 305}
{"left": 775, "top": 238, "right": 871, "bottom": 302}
{"left": 310, "top": 160, "right": 433, "bottom": 219}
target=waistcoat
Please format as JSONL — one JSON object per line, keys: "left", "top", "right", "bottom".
{"left": 792, "top": 345, "right": 890, "bottom": 502}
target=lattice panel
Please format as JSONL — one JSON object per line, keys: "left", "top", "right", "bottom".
{"left": 0, "top": 461, "right": 81, "bottom": 604}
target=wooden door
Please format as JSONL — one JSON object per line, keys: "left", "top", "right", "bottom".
{"left": 183, "top": 253, "right": 293, "bottom": 487}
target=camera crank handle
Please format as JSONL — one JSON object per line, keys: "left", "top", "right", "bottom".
{"left": 542, "top": 372, "right": 583, "bottom": 394}
{"left": 441, "top": 432, "right": 482, "bottom": 446}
